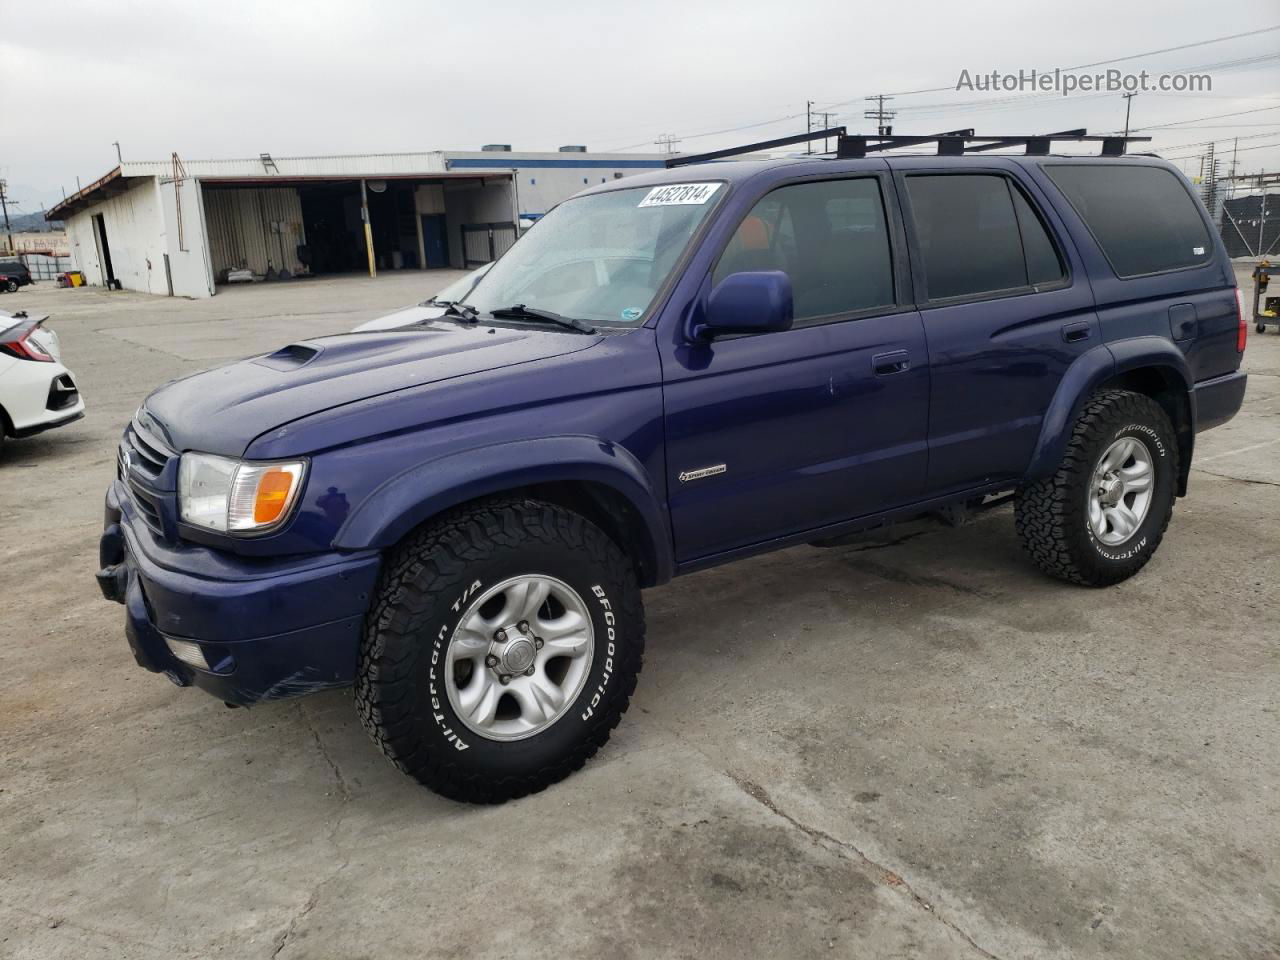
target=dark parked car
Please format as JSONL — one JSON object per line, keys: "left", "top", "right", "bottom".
{"left": 0, "top": 260, "right": 33, "bottom": 290}
{"left": 98, "top": 142, "right": 1247, "bottom": 802}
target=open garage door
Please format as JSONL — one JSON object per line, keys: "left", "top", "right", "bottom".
{"left": 204, "top": 187, "right": 306, "bottom": 281}
{"left": 200, "top": 172, "right": 515, "bottom": 287}
{"left": 443, "top": 176, "right": 518, "bottom": 268}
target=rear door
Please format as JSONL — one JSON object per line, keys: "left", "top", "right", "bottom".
{"left": 661, "top": 172, "right": 931, "bottom": 561}
{"left": 893, "top": 161, "right": 1098, "bottom": 495}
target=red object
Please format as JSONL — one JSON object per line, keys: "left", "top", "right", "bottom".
{"left": 1235, "top": 287, "right": 1248, "bottom": 353}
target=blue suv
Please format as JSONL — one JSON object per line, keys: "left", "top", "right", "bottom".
{"left": 97, "top": 144, "right": 1248, "bottom": 802}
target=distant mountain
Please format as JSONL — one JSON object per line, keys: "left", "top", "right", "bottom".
{"left": 3, "top": 210, "right": 63, "bottom": 232}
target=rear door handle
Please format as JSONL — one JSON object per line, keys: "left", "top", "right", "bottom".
{"left": 1062, "top": 321, "right": 1091, "bottom": 343}
{"left": 872, "top": 350, "right": 910, "bottom": 376}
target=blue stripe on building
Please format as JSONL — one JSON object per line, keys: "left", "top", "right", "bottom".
{"left": 446, "top": 158, "right": 664, "bottom": 170}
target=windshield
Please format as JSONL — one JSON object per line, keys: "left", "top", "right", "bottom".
{"left": 465, "top": 182, "right": 723, "bottom": 326}
{"left": 425, "top": 263, "right": 491, "bottom": 305}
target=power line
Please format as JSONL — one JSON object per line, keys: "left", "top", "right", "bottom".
{"left": 1135, "top": 104, "right": 1280, "bottom": 131}
{"left": 603, "top": 28, "right": 1280, "bottom": 152}
{"left": 1165, "top": 139, "right": 1280, "bottom": 161}
{"left": 816, "top": 25, "right": 1280, "bottom": 106}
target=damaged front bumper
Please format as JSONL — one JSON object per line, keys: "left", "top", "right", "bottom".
{"left": 96, "top": 481, "right": 381, "bottom": 705}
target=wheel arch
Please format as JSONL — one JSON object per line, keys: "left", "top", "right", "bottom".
{"left": 334, "top": 436, "right": 674, "bottom": 587}
{"left": 1027, "top": 339, "right": 1195, "bottom": 495}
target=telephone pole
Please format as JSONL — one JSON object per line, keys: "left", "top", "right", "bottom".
{"left": 864, "top": 95, "right": 896, "bottom": 136}
{"left": 0, "top": 181, "right": 13, "bottom": 255}
{"left": 813, "top": 111, "right": 836, "bottom": 153}
{"left": 806, "top": 100, "right": 815, "bottom": 154}
{"left": 1121, "top": 92, "right": 1138, "bottom": 139}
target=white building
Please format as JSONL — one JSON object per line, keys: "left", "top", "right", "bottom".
{"left": 47, "top": 147, "right": 666, "bottom": 297}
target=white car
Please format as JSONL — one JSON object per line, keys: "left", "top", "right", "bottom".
{"left": 0, "top": 309, "right": 85, "bottom": 449}
{"left": 353, "top": 264, "right": 492, "bottom": 332}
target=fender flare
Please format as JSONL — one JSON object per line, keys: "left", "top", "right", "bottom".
{"left": 1026, "top": 338, "right": 1194, "bottom": 484}
{"left": 334, "top": 435, "right": 674, "bottom": 584}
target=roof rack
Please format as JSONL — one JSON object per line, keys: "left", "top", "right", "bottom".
{"left": 665, "top": 128, "right": 1152, "bottom": 168}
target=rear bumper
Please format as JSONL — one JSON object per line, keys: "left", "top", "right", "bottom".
{"left": 97, "top": 482, "right": 382, "bottom": 705}
{"left": 1194, "top": 370, "right": 1247, "bottom": 433}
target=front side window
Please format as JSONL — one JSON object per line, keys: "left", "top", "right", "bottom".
{"left": 466, "top": 183, "right": 723, "bottom": 326}
{"left": 713, "top": 178, "right": 895, "bottom": 323}
{"left": 1044, "top": 164, "right": 1212, "bottom": 278}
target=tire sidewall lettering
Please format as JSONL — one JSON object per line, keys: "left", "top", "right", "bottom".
{"left": 581, "top": 584, "right": 618, "bottom": 723}
{"left": 427, "top": 578, "right": 483, "bottom": 752}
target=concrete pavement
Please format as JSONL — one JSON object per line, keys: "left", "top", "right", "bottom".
{"left": 1, "top": 268, "right": 1276, "bottom": 959}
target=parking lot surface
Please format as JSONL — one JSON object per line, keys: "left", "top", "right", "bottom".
{"left": 1, "top": 269, "right": 1277, "bottom": 959}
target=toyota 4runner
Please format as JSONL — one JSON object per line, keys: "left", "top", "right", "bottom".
{"left": 97, "top": 140, "right": 1248, "bottom": 802}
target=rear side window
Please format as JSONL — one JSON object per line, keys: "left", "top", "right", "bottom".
{"left": 713, "top": 178, "right": 894, "bottom": 323}
{"left": 906, "top": 175, "right": 1040, "bottom": 300}
{"left": 1044, "top": 164, "right": 1211, "bottom": 277}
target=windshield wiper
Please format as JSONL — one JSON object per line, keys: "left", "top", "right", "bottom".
{"left": 488, "top": 304, "right": 597, "bottom": 334}
{"left": 438, "top": 301, "right": 480, "bottom": 322}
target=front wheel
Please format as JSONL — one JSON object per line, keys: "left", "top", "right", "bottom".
{"left": 356, "top": 498, "right": 644, "bottom": 803}
{"left": 1015, "top": 389, "right": 1178, "bottom": 586}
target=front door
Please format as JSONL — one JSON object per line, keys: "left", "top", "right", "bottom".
{"left": 661, "top": 174, "right": 930, "bottom": 562}
{"left": 893, "top": 165, "right": 1097, "bottom": 495}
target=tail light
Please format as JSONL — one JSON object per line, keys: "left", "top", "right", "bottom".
{"left": 1235, "top": 287, "right": 1248, "bottom": 353}
{"left": 0, "top": 326, "right": 54, "bottom": 362}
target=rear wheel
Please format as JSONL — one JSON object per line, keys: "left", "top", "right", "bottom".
{"left": 2, "top": 279, "right": 16, "bottom": 293}
{"left": 1258, "top": 322, "right": 1268, "bottom": 334}
{"left": 356, "top": 498, "right": 644, "bottom": 803}
{"left": 1015, "top": 390, "right": 1177, "bottom": 586}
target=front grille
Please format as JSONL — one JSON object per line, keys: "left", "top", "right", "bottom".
{"left": 123, "top": 417, "right": 174, "bottom": 479}
{"left": 128, "top": 480, "right": 165, "bottom": 536}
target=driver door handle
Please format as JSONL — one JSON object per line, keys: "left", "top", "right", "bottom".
{"left": 872, "top": 350, "right": 910, "bottom": 376}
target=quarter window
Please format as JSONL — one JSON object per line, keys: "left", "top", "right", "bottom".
{"left": 713, "top": 178, "right": 895, "bottom": 323}
{"left": 1044, "top": 164, "right": 1212, "bottom": 277}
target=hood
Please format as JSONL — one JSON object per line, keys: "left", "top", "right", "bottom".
{"left": 144, "top": 320, "right": 600, "bottom": 456}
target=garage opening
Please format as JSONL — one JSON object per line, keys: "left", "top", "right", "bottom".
{"left": 91, "top": 213, "right": 116, "bottom": 287}
{"left": 201, "top": 174, "right": 516, "bottom": 289}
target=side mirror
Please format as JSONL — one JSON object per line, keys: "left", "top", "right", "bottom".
{"left": 695, "top": 270, "right": 794, "bottom": 339}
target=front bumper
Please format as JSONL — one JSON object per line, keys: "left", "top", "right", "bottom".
{"left": 97, "top": 481, "right": 382, "bottom": 705}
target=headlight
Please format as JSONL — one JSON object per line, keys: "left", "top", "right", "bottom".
{"left": 178, "top": 453, "right": 307, "bottom": 534}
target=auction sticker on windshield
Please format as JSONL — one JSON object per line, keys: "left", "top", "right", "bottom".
{"left": 638, "top": 183, "right": 721, "bottom": 207}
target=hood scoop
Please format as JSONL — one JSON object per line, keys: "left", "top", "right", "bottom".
{"left": 255, "top": 343, "right": 322, "bottom": 371}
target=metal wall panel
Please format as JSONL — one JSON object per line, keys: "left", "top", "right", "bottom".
{"left": 203, "top": 187, "right": 305, "bottom": 279}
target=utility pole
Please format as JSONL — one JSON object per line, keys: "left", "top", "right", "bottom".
{"left": 806, "top": 100, "right": 814, "bottom": 154}
{"left": 1121, "top": 92, "right": 1138, "bottom": 139}
{"left": 813, "top": 111, "right": 836, "bottom": 153}
{"left": 864, "top": 95, "right": 896, "bottom": 136}
{"left": 654, "top": 134, "right": 681, "bottom": 155}
{"left": 0, "top": 181, "right": 13, "bottom": 255}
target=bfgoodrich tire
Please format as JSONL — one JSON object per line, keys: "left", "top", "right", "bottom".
{"left": 1015, "top": 389, "right": 1178, "bottom": 587}
{"left": 355, "top": 498, "right": 644, "bottom": 803}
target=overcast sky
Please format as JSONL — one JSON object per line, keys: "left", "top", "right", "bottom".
{"left": 4, "top": 0, "right": 1278, "bottom": 216}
